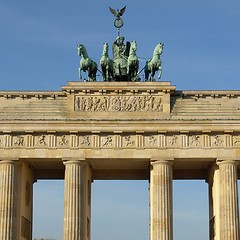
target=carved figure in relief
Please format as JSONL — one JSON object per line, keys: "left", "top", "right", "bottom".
{"left": 111, "top": 96, "right": 122, "bottom": 111}
{"left": 59, "top": 135, "right": 68, "bottom": 146}
{"left": 124, "top": 136, "right": 134, "bottom": 147}
{"left": 14, "top": 136, "right": 25, "bottom": 146}
{"left": 212, "top": 135, "right": 223, "bottom": 146}
{"left": 149, "top": 136, "right": 157, "bottom": 146}
{"left": 37, "top": 135, "right": 47, "bottom": 146}
{"left": 191, "top": 135, "right": 200, "bottom": 146}
{"left": 152, "top": 96, "right": 163, "bottom": 111}
{"left": 74, "top": 95, "right": 163, "bottom": 112}
{"left": 169, "top": 135, "right": 178, "bottom": 145}
{"left": 102, "top": 136, "right": 113, "bottom": 147}
{"left": 234, "top": 136, "right": 240, "bottom": 145}
{"left": 80, "top": 136, "right": 91, "bottom": 146}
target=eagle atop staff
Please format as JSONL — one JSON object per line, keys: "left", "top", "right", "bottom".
{"left": 109, "top": 6, "right": 126, "bottom": 18}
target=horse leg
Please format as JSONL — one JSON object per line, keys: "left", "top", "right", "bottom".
{"left": 109, "top": 64, "right": 113, "bottom": 81}
{"left": 78, "top": 67, "right": 82, "bottom": 79}
{"left": 106, "top": 64, "right": 109, "bottom": 81}
{"left": 134, "top": 68, "right": 138, "bottom": 81}
{"left": 150, "top": 67, "right": 156, "bottom": 82}
{"left": 103, "top": 70, "right": 107, "bottom": 81}
{"left": 158, "top": 67, "right": 162, "bottom": 79}
{"left": 102, "top": 66, "right": 106, "bottom": 81}
{"left": 127, "top": 60, "right": 130, "bottom": 75}
{"left": 144, "top": 67, "right": 149, "bottom": 82}
{"left": 87, "top": 67, "right": 92, "bottom": 82}
{"left": 93, "top": 66, "right": 97, "bottom": 82}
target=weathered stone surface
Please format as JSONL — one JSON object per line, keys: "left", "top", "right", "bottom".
{"left": 0, "top": 81, "right": 240, "bottom": 240}
{"left": 218, "top": 161, "right": 239, "bottom": 240}
{"left": 150, "top": 160, "right": 173, "bottom": 240}
{"left": 0, "top": 160, "right": 17, "bottom": 240}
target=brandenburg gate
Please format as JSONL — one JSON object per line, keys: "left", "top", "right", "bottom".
{"left": 0, "top": 6, "right": 240, "bottom": 240}
{"left": 0, "top": 81, "right": 239, "bottom": 240}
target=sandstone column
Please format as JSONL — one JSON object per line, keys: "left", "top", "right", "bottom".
{"left": 0, "top": 160, "right": 17, "bottom": 240}
{"left": 208, "top": 163, "right": 220, "bottom": 240}
{"left": 63, "top": 159, "right": 92, "bottom": 240}
{"left": 217, "top": 160, "right": 239, "bottom": 240}
{"left": 150, "top": 160, "right": 173, "bottom": 240}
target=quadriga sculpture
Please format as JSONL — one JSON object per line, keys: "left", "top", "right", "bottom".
{"left": 144, "top": 43, "right": 164, "bottom": 81}
{"left": 77, "top": 44, "right": 98, "bottom": 81}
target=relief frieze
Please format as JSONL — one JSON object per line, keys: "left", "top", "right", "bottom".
{"left": 101, "top": 136, "right": 114, "bottom": 148}
{"left": 234, "top": 135, "right": 240, "bottom": 146}
{"left": 123, "top": 135, "right": 135, "bottom": 148}
{"left": 190, "top": 135, "right": 201, "bottom": 146}
{"left": 0, "top": 132, "right": 240, "bottom": 150}
{"left": 74, "top": 95, "right": 163, "bottom": 112}
{"left": 80, "top": 135, "right": 91, "bottom": 147}
{"left": 168, "top": 135, "right": 179, "bottom": 147}
{"left": 145, "top": 135, "right": 158, "bottom": 148}
{"left": 57, "top": 135, "right": 69, "bottom": 148}
{"left": 13, "top": 135, "right": 25, "bottom": 147}
{"left": 212, "top": 135, "right": 224, "bottom": 146}
{"left": 36, "top": 135, "right": 48, "bottom": 147}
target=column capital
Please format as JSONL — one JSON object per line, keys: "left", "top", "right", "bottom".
{"left": 150, "top": 158, "right": 174, "bottom": 166}
{"left": 216, "top": 159, "right": 239, "bottom": 167}
{"left": 0, "top": 159, "right": 18, "bottom": 165}
{"left": 63, "top": 158, "right": 86, "bottom": 166}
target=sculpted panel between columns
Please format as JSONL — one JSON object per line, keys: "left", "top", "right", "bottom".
{"left": 0, "top": 132, "right": 240, "bottom": 150}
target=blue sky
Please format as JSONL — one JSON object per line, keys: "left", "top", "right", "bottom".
{"left": 1, "top": 1, "right": 240, "bottom": 240}
{"left": 33, "top": 180, "right": 209, "bottom": 240}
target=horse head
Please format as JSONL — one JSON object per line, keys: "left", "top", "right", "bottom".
{"left": 102, "top": 43, "right": 109, "bottom": 56}
{"left": 154, "top": 42, "right": 164, "bottom": 56}
{"left": 129, "top": 40, "right": 137, "bottom": 55}
{"left": 77, "top": 44, "right": 86, "bottom": 57}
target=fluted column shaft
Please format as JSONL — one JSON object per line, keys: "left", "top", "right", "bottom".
{"left": 150, "top": 160, "right": 173, "bottom": 240}
{"left": 218, "top": 160, "right": 239, "bottom": 240}
{"left": 63, "top": 160, "right": 85, "bottom": 240}
{"left": 0, "top": 160, "right": 17, "bottom": 240}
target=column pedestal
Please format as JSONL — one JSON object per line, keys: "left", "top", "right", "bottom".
{"left": 0, "top": 160, "right": 17, "bottom": 240}
{"left": 150, "top": 160, "right": 173, "bottom": 240}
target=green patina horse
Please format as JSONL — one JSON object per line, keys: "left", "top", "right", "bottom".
{"left": 100, "top": 43, "right": 113, "bottom": 81}
{"left": 127, "top": 40, "right": 139, "bottom": 81}
{"left": 144, "top": 43, "right": 164, "bottom": 81}
{"left": 77, "top": 44, "right": 98, "bottom": 81}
